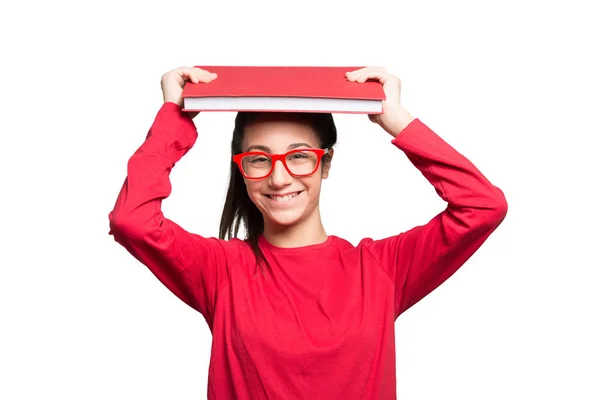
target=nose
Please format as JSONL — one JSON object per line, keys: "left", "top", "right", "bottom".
{"left": 268, "top": 159, "right": 293, "bottom": 187}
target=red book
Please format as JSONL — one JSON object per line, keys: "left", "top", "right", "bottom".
{"left": 181, "top": 66, "right": 385, "bottom": 114}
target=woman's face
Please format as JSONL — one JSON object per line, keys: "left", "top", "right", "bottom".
{"left": 241, "top": 115, "right": 332, "bottom": 229}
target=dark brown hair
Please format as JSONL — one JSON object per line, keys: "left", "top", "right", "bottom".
{"left": 218, "top": 111, "right": 337, "bottom": 276}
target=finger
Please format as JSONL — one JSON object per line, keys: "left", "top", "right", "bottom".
{"left": 176, "top": 67, "right": 217, "bottom": 84}
{"left": 346, "top": 67, "right": 385, "bottom": 82}
{"left": 194, "top": 67, "right": 218, "bottom": 83}
{"left": 182, "top": 68, "right": 217, "bottom": 84}
{"left": 358, "top": 70, "right": 401, "bottom": 86}
{"left": 354, "top": 70, "right": 388, "bottom": 84}
{"left": 189, "top": 70, "right": 199, "bottom": 83}
{"left": 346, "top": 66, "right": 385, "bottom": 77}
{"left": 165, "top": 67, "right": 193, "bottom": 83}
{"left": 346, "top": 67, "right": 369, "bottom": 76}
{"left": 346, "top": 67, "right": 371, "bottom": 80}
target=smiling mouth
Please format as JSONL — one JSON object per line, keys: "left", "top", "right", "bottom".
{"left": 264, "top": 191, "right": 303, "bottom": 203}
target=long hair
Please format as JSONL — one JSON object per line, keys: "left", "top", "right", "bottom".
{"left": 219, "top": 111, "right": 337, "bottom": 277}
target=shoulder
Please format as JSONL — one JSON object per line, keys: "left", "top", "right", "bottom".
{"left": 329, "top": 235, "right": 381, "bottom": 258}
{"left": 185, "top": 235, "right": 254, "bottom": 268}
{"left": 330, "top": 235, "right": 379, "bottom": 249}
{"left": 214, "top": 236, "right": 253, "bottom": 258}
{"left": 333, "top": 235, "right": 405, "bottom": 266}
{"left": 326, "top": 236, "right": 397, "bottom": 281}
{"left": 203, "top": 237, "right": 257, "bottom": 281}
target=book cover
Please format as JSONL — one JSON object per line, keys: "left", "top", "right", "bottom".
{"left": 181, "top": 66, "right": 385, "bottom": 113}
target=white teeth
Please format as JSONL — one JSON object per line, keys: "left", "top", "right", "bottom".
{"left": 271, "top": 192, "right": 299, "bottom": 202}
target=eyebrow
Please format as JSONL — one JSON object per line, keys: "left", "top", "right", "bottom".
{"left": 245, "top": 142, "right": 315, "bottom": 152}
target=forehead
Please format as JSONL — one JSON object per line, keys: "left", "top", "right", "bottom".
{"left": 242, "top": 115, "right": 319, "bottom": 152}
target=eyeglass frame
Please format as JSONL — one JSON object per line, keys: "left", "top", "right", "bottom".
{"left": 232, "top": 148, "right": 330, "bottom": 180}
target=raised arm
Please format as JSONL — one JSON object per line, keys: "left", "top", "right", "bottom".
{"left": 347, "top": 67, "right": 507, "bottom": 318}
{"left": 108, "top": 67, "right": 232, "bottom": 327}
{"left": 363, "top": 117, "right": 507, "bottom": 317}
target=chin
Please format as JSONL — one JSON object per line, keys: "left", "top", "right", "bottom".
{"left": 254, "top": 194, "right": 309, "bottom": 228}
{"left": 267, "top": 210, "right": 305, "bottom": 227}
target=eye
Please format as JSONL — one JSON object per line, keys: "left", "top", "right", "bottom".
{"left": 250, "top": 156, "right": 270, "bottom": 163}
{"left": 291, "top": 153, "right": 309, "bottom": 159}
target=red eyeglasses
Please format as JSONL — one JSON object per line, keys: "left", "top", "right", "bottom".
{"left": 233, "top": 148, "right": 329, "bottom": 179}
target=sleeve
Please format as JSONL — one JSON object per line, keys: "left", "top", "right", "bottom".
{"left": 107, "top": 102, "right": 232, "bottom": 327}
{"left": 363, "top": 118, "right": 508, "bottom": 319}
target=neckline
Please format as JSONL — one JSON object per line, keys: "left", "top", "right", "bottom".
{"left": 257, "top": 234, "right": 335, "bottom": 253}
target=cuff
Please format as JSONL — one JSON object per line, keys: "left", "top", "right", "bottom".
{"left": 391, "top": 118, "right": 423, "bottom": 147}
{"left": 149, "top": 102, "right": 198, "bottom": 143}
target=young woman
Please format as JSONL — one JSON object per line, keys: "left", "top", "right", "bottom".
{"left": 108, "top": 66, "right": 507, "bottom": 399}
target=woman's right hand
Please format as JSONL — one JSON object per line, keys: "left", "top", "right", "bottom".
{"left": 160, "top": 66, "right": 218, "bottom": 112}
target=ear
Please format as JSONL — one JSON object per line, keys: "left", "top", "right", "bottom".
{"left": 321, "top": 149, "right": 334, "bottom": 179}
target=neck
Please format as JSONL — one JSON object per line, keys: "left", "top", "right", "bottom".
{"left": 262, "top": 206, "right": 327, "bottom": 248}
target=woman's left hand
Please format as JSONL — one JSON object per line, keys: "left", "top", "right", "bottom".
{"left": 346, "top": 67, "right": 415, "bottom": 138}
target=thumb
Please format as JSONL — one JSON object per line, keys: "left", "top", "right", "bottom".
{"left": 368, "top": 114, "right": 380, "bottom": 124}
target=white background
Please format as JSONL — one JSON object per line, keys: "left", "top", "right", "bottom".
{"left": 1, "top": 0, "right": 598, "bottom": 398}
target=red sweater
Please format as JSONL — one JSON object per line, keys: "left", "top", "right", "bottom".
{"left": 108, "top": 102, "right": 507, "bottom": 399}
